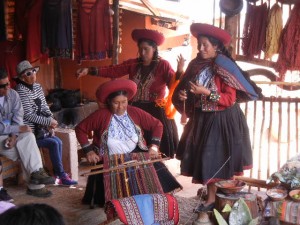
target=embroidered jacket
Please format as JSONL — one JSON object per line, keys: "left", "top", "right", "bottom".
{"left": 89, "top": 58, "right": 175, "bottom": 102}
{"left": 172, "top": 54, "right": 259, "bottom": 116}
{"left": 75, "top": 105, "right": 163, "bottom": 154}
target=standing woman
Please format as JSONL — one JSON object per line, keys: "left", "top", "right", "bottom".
{"left": 14, "top": 60, "right": 77, "bottom": 186}
{"left": 172, "top": 23, "right": 262, "bottom": 211}
{"left": 76, "top": 29, "right": 185, "bottom": 158}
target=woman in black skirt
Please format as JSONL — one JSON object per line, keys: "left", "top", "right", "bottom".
{"left": 172, "top": 23, "right": 263, "bottom": 211}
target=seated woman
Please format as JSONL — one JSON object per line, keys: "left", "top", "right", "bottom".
{"left": 14, "top": 60, "right": 77, "bottom": 186}
{"left": 75, "top": 79, "right": 182, "bottom": 206}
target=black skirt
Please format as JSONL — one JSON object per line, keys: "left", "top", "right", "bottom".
{"left": 176, "top": 103, "right": 253, "bottom": 184}
{"left": 131, "top": 101, "right": 179, "bottom": 158}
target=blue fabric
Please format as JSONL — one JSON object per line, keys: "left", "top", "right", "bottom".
{"left": 37, "top": 136, "right": 64, "bottom": 176}
{"left": 215, "top": 54, "right": 259, "bottom": 100}
{"left": 133, "top": 194, "right": 155, "bottom": 225}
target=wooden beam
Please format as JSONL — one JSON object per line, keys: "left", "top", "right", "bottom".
{"left": 140, "top": 0, "right": 161, "bottom": 17}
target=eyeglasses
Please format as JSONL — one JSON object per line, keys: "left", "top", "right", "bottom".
{"left": 23, "top": 69, "right": 37, "bottom": 77}
{"left": 0, "top": 82, "right": 10, "bottom": 89}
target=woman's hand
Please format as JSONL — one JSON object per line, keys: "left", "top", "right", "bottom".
{"left": 148, "top": 145, "right": 159, "bottom": 159}
{"left": 176, "top": 54, "right": 185, "bottom": 78}
{"left": 76, "top": 68, "right": 89, "bottom": 79}
{"left": 86, "top": 151, "right": 101, "bottom": 164}
{"left": 189, "top": 81, "right": 210, "bottom": 96}
{"left": 178, "top": 89, "right": 187, "bottom": 101}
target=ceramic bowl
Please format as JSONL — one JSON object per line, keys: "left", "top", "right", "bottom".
{"left": 289, "top": 189, "right": 300, "bottom": 202}
{"left": 215, "top": 180, "right": 246, "bottom": 194}
{"left": 266, "top": 188, "right": 288, "bottom": 201}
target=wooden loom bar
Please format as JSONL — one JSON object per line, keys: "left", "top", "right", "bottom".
{"left": 81, "top": 157, "right": 170, "bottom": 176}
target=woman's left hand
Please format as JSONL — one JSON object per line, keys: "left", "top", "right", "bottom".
{"left": 189, "top": 81, "right": 210, "bottom": 96}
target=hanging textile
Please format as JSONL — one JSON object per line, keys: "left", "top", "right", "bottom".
{"left": 0, "top": 41, "right": 25, "bottom": 87}
{"left": 41, "top": 0, "right": 73, "bottom": 59}
{"left": 265, "top": 3, "right": 283, "bottom": 59}
{"left": 76, "top": 0, "right": 113, "bottom": 61}
{"left": 242, "top": 2, "right": 268, "bottom": 58}
{"left": 0, "top": 0, "right": 5, "bottom": 41}
{"left": 275, "top": 3, "right": 300, "bottom": 81}
{"left": 25, "top": 0, "right": 46, "bottom": 63}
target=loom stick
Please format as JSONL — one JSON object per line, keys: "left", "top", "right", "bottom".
{"left": 81, "top": 157, "right": 170, "bottom": 177}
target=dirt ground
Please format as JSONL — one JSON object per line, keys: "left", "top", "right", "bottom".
{"left": 4, "top": 158, "right": 204, "bottom": 225}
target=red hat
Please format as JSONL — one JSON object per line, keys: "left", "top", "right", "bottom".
{"left": 190, "top": 23, "right": 231, "bottom": 46}
{"left": 131, "top": 29, "right": 165, "bottom": 46}
{"left": 96, "top": 79, "right": 137, "bottom": 104}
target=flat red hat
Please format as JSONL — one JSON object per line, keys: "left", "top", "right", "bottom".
{"left": 131, "top": 29, "right": 165, "bottom": 46}
{"left": 96, "top": 79, "right": 137, "bottom": 104}
{"left": 190, "top": 23, "right": 231, "bottom": 46}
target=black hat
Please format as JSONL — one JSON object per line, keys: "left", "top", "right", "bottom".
{"left": 219, "top": 0, "right": 243, "bottom": 16}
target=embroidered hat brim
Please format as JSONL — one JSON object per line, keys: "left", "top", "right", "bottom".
{"left": 96, "top": 79, "right": 137, "bottom": 104}
{"left": 131, "top": 29, "right": 165, "bottom": 46}
{"left": 190, "top": 23, "right": 231, "bottom": 46}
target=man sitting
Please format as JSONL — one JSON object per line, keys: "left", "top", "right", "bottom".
{"left": 0, "top": 68, "right": 54, "bottom": 198}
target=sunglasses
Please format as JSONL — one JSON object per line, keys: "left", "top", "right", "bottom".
{"left": 0, "top": 82, "right": 10, "bottom": 89}
{"left": 23, "top": 69, "right": 37, "bottom": 77}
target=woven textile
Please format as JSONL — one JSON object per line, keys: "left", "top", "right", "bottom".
{"left": 107, "top": 194, "right": 179, "bottom": 225}
{"left": 267, "top": 199, "right": 300, "bottom": 224}
{"left": 103, "top": 152, "right": 163, "bottom": 203}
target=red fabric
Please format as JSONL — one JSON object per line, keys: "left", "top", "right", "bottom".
{"left": 242, "top": 3, "right": 268, "bottom": 58}
{"left": 76, "top": 0, "right": 112, "bottom": 60}
{"left": 190, "top": 23, "right": 231, "bottom": 45}
{"left": 275, "top": 3, "right": 300, "bottom": 80}
{"left": 131, "top": 29, "right": 165, "bottom": 46}
{"left": 94, "top": 58, "right": 175, "bottom": 102}
{"left": 75, "top": 105, "right": 163, "bottom": 148}
{"left": 96, "top": 79, "right": 137, "bottom": 104}
{"left": 0, "top": 41, "right": 26, "bottom": 87}
{"left": 26, "top": 0, "right": 45, "bottom": 63}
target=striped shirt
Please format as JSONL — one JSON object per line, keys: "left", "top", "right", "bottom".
{"left": 15, "top": 82, "right": 53, "bottom": 133}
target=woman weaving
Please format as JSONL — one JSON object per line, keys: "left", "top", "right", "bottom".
{"left": 75, "top": 79, "right": 181, "bottom": 206}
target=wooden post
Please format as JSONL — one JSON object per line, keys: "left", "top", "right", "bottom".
{"left": 112, "top": 0, "right": 119, "bottom": 65}
{"left": 224, "top": 14, "right": 238, "bottom": 59}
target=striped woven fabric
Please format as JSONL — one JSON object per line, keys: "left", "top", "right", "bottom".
{"left": 107, "top": 194, "right": 179, "bottom": 225}
{"left": 103, "top": 152, "right": 163, "bottom": 203}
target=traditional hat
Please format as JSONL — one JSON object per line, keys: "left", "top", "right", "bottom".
{"left": 190, "top": 23, "right": 231, "bottom": 46}
{"left": 15, "top": 60, "right": 40, "bottom": 77}
{"left": 131, "top": 29, "right": 165, "bottom": 46}
{"left": 96, "top": 79, "right": 137, "bottom": 104}
{"left": 219, "top": 0, "right": 243, "bottom": 16}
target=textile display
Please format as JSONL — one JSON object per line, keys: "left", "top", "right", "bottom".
{"left": 106, "top": 193, "right": 179, "bottom": 225}
{"left": 265, "top": 3, "right": 283, "bottom": 59}
{"left": 242, "top": 3, "right": 268, "bottom": 58}
{"left": 103, "top": 152, "right": 163, "bottom": 203}
{"left": 76, "top": 0, "right": 112, "bottom": 60}
{"left": 41, "top": 0, "right": 73, "bottom": 58}
{"left": 266, "top": 199, "right": 300, "bottom": 224}
{"left": 275, "top": 3, "right": 300, "bottom": 80}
